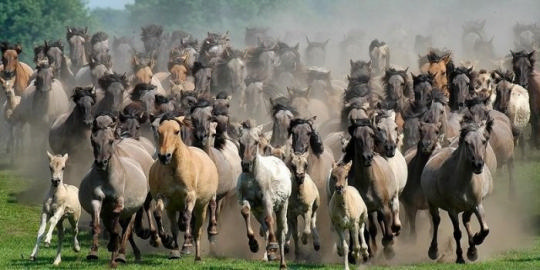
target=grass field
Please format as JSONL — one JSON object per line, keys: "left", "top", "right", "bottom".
{"left": 2, "top": 152, "right": 540, "bottom": 269}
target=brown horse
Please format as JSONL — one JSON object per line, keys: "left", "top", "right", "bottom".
{"left": 0, "top": 42, "right": 33, "bottom": 95}
{"left": 149, "top": 115, "right": 219, "bottom": 260}
{"left": 421, "top": 110, "right": 493, "bottom": 264}
{"left": 342, "top": 119, "right": 398, "bottom": 258}
{"left": 66, "top": 26, "right": 88, "bottom": 74}
{"left": 419, "top": 50, "right": 452, "bottom": 96}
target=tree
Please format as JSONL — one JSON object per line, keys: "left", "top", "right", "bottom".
{"left": 0, "top": 0, "right": 94, "bottom": 64}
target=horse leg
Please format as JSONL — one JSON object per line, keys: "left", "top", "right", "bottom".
{"left": 207, "top": 195, "right": 218, "bottom": 242}
{"left": 44, "top": 208, "right": 64, "bottom": 247}
{"left": 448, "top": 211, "right": 465, "bottom": 263}
{"left": 358, "top": 221, "right": 369, "bottom": 261}
{"left": 180, "top": 191, "right": 196, "bottom": 254}
{"left": 302, "top": 206, "right": 313, "bottom": 246}
{"left": 350, "top": 222, "right": 361, "bottom": 266}
{"left": 404, "top": 203, "right": 418, "bottom": 242}
{"left": 284, "top": 214, "right": 293, "bottom": 255}
{"left": 427, "top": 205, "right": 440, "bottom": 260}
{"left": 53, "top": 219, "right": 64, "bottom": 266}
{"left": 30, "top": 212, "right": 48, "bottom": 260}
{"left": 153, "top": 197, "right": 171, "bottom": 248}
{"left": 336, "top": 227, "right": 350, "bottom": 270}
{"left": 463, "top": 211, "right": 478, "bottom": 261}
{"left": 166, "top": 209, "right": 181, "bottom": 259}
{"left": 508, "top": 157, "right": 515, "bottom": 199}
{"left": 193, "top": 203, "right": 207, "bottom": 261}
{"left": 264, "top": 199, "right": 279, "bottom": 261}
{"left": 87, "top": 200, "right": 102, "bottom": 260}
{"left": 108, "top": 197, "right": 124, "bottom": 252}
{"left": 276, "top": 201, "right": 288, "bottom": 270}
{"left": 288, "top": 214, "right": 299, "bottom": 258}
{"left": 68, "top": 215, "right": 80, "bottom": 253}
{"left": 472, "top": 204, "right": 490, "bottom": 245}
{"left": 367, "top": 212, "right": 378, "bottom": 256}
{"left": 240, "top": 200, "right": 259, "bottom": 253}
{"left": 114, "top": 216, "right": 133, "bottom": 264}
{"left": 129, "top": 233, "right": 142, "bottom": 262}
{"left": 311, "top": 208, "right": 321, "bottom": 251}
{"left": 134, "top": 193, "right": 154, "bottom": 240}
{"left": 381, "top": 204, "right": 395, "bottom": 259}
{"left": 390, "top": 195, "right": 402, "bottom": 236}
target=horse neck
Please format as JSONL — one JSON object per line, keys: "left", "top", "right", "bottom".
{"left": 452, "top": 143, "right": 475, "bottom": 186}
{"left": 6, "top": 91, "right": 17, "bottom": 109}
{"left": 66, "top": 106, "right": 89, "bottom": 132}
{"left": 14, "top": 62, "right": 30, "bottom": 95}
{"left": 172, "top": 137, "right": 191, "bottom": 167}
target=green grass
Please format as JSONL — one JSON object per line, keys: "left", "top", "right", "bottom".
{"left": 2, "top": 153, "right": 540, "bottom": 269}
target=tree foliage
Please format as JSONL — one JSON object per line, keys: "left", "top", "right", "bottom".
{"left": 0, "top": 0, "right": 94, "bottom": 63}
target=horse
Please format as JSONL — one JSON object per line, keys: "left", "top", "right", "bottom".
{"left": 193, "top": 61, "right": 213, "bottom": 94}
{"left": 90, "top": 32, "right": 109, "bottom": 61}
{"left": 75, "top": 53, "right": 112, "bottom": 87}
{"left": 245, "top": 27, "right": 270, "bottom": 47}
{"left": 65, "top": 26, "right": 89, "bottom": 74}
{"left": 245, "top": 43, "right": 280, "bottom": 83}
{"left": 49, "top": 87, "right": 96, "bottom": 181}
{"left": 1, "top": 75, "right": 23, "bottom": 161}
{"left": 140, "top": 24, "right": 163, "bottom": 72}
{"left": 242, "top": 81, "right": 270, "bottom": 124}
{"left": 44, "top": 40, "right": 74, "bottom": 90}
{"left": 95, "top": 73, "right": 128, "bottom": 116}
{"left": 118, "top": 110, "right": 155, "bottom": 157}
{"left": 79, "top": 113, "right": 152, "bottom": 266}
{"left": 112, "top": 36, "right": 134, "bottom": 75}
{"left": 189, "top": 99, "right": 242, "bottom": 243}
{"left": 382, "top": 67, "right": 413, "bottom": 134}
{"left": 0, "top": 42, "right": 33, "bottom": 96}
{"left": 288, "top": 87, "right": 330, "bottom": 127}
{"left": 462, "top": 20, "right": 486, "bottom": 60}
{"left": 372, "top": 110, "right": 407, "bottom": 234}
{"left": 198, "top": 32, "right": 230, "bottom": 67}
{"left": 341, "top": 119, "right": 398, "bottom": 258}
{"left": 419, "top": 50, "right": 452, "bottom": 95}
{"left": 149, "top": 114, "right": 219, "bottom": 260}
{"left": 211, "top": 47, "right": 246, "bottom": 98}
{"left": 449, "top": 66, "right": 474, "bottom": 111}
{"left": 270, "top": 99, "right": 297, "bottom": 148}
{"left": 237, "top": 120, "right": 291, "bottom": 269}
{"left": 304, "top": 37, "right": 329, "bottom": 67}
{"left": 421, "top": 110, "right": 493, "bottom": 264}
{"left": 473, "top": 70, "right": 497, "bottom": 108}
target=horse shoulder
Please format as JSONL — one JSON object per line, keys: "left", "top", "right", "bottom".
{"left": 149, "top": 161, "right": 175, "bottom": 196}
{"left": 188, "top": 146, "right": 219, "bottom": 196}
{"left": 371, "top": 155, "right": 398, "bottom": 198}
{"left": 116, "top": 156, "right": 149, "bottom": 212}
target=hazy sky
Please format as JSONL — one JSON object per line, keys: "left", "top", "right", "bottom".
{"left": 87, "top": 0, "right": 133, "bottom": 9}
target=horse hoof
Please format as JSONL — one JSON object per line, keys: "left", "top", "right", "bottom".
{"left": 348, "top": 251, "right": 357, "bottom": 265}
{"left": 73, "top": 245, "right": 81, "bottom": 253}
{"left": 44, "top": 242, "right": 50, "bottom": 248}
{"left": 86, "top": 251, "right": 98, "bottom": 261}
{"left": 280, "top": 263, "right": 287, "bottom": 270}
{"left": 314, "top": 241, "right": 320, "bottom": 251}
{"left": 249, "top": 238, "right": 259, "bottom": 253}
{"left": 110, "top": 260, "right": 118, "bottom": 268}
{"left": 428, "top": 246, "right": 438, "bottom": 260}
{"left": 168, "top": 250, "right": 181, "bottom": 259}
{"left": 473, "top": 231, "right": 489, "bottom": 245}
{"left": 208, "top": 234, "right": 217, "bottom": 243}
{"left": 114, "top": 254, "right": 127, "bottom": 264}
{"left": 456, "top": 257, "right": 466, "bottom": 264}
{"left": 29, "top": 256, "right": 36, "bottom": 261}
{"left": 150, "top": 235, "right": 162, "bottom": 248}
{"left": 267, "top": 252, "right": 278, "bottom": 261}
{"left": 467, "top": 246, "right": 478, "bottom": 261}
{"left": 266, "top": 242, "right": 279, "bottom": 253}
{"left": 208, "top": 225, "right": 218, "bottom": 236}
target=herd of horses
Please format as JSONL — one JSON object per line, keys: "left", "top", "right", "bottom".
{"left": 0, "top": 20, "right": 539, "bottom": 269}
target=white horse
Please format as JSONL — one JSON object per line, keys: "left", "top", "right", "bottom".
{"left": 237, "top": 121, "right": 291, "bottom": 270}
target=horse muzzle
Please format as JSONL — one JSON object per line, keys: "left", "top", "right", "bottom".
{"left": 158, "top": 153, "right": 173, "bottom": 165}
{"left": 472, "top": 160, "right": 484, "bottom": 174}
{"left": 241, "top": 161, "right": 253, "bottom": 173}
{"left": 94, "top": 159, "right": 109, "bottom": 171}
{"left": 295, "top": 173, "right": 305, "bottom": 184}
{"left": 51, "top": 179, "right": 61, "bottom": 187}
{"left": 385, "top": 144, "right": 396, "bottom": 158}
{"left": 335, "top": 185, "right": 344, "bottom": 194}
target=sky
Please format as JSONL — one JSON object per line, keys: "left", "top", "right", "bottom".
{"left": 87, "top": 0, "right": 133, "bottom": 10}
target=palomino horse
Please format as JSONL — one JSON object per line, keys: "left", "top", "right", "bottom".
{"left": 79, "top": 113, "right": 152, "bottom": 266}
{"left": 419, "top": 50, "right": 452, "bottom": 96}
{"left": 237, "top": 121, "right": 291, "bottom": 269}
{"left": 150, "top": 115, "right": 219, "bottom": 260}
{"left": 342, "top": 119, "right": 398, "bottom": 258}
{"left": 0, "top": 42, "right": 33, "bottom": 95}
{"left": 421, "top": 111, "right": 493, "bottom": 264}
{"left": 65, "top": 26, "right": 88, "bottom": 74}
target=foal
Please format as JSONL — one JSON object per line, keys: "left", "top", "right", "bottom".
{"left": 30, "top": 152, "right": 80, "bottom": 266}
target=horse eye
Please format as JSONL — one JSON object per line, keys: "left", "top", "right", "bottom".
{"left": 61, "top": 167, "right": 65, "bottom": 171}
{"left": 175, "top": 130, "right": 180, "bottom": 135}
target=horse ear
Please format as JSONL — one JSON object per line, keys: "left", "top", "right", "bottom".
{"left": 467, "top": 66, "right": 474, "bottom": 74}
{"left": 305, "top": 36, "right": 311, "bottom": 45}
{"left": 66, "top": 26, "right": 72, "bottom": 34}
{"left": 308, "top": 115, "right": 317, "bottom": 125}
{"left": 350, "top": 59, "right": 354, "bottom": 67}
{"left": 294, "top": 43, "right": 299, "bottom": 51}
{"left": 404, "top": 67, "right": 409, "bottom": 73}
{"left": 255, "top": 124, "right": 264, "bottom": 136}
{"left": 343, "top": 161, "right": 353, "bottom": 172}
{"left": 63, "top": 153, "right": 69, "bottom": 162}
{"left": 44, "top": 40, "right": 48, "bottom": 48}
{"left": 528, "top": 50, "right": 536, "bottom": 60}
{"left": 46, "top": 151, "right": 54, "bottom": 160}
{"left": 510, "top": 50, "right": 517, "bottom": 58}
{"left": 84, "top": 27, "right": 88, "bottom": 35}
{"left": 139, "top": 112, "right": 148, "bottom": 123}
{"left": 15, "top": 44, "right": 22, "bottom": 54}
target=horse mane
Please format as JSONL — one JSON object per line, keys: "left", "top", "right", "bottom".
{"left": 131, "top": 83, "right": 156, "bottom": 100}
{"left": 426, "top": 49, "right": 451, "bottom": 63}
{"left": 288, "top": 118, "right": 324, "bottom": 156}
{"left": 241, "top": 119, "right": 256, "bottom": 129}
{"left": 413, "top": 73, "right": 434, "bottom": 86}
{"left": 91, "top": 32, "right": 108, "bottom": 46}
{"left": 45, "top": 40, "right": 64, "bottom": 52}
{"left": 271, "top": 99, "right": 298, "bottom": 117}
{"left": 72, "top": 86, "right": 96, "bottom": 102}
{"left": 141, "top": 24, "right": 163, "bottom": 41}
{"left": 190, "top": 97, "right": 213, "bottom": 114}
{"left": 373, "top": 109, "right": 390, "bottom": 125}
{"left": 171, "top": 30, "right": 190, "bottom": 42}
{"left": 191, "top": 61, "right": 206, "bottom": 75}
{"left": 369, "top": 39, "right": 386, "bottom": 52}
{"left": 66, "top": 26, "right": 88, "bottom": 40}
{"left": 459, "top": 108, "right": 493, "bottom": 143}
{"left": 33, "top": 44, "right": 46, "bottom": 62}
{"left": 98, "top": 73, "right": 128, "bottom": 91}
{"left": 154, "top": 94, "right": 170, "bottom": 105}
{"left": 511, "top": 50, "right": 536, "bottom": 65}
{"left": 122, "top": 102, "right": 147, "bottom": 120}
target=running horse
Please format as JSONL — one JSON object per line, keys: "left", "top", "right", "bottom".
{"left": 0, "top": 42, "right": 33, "bottom": 96}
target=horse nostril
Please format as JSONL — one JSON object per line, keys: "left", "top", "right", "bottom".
{"left": 166, "top": 153, "right": 172, "bottom": 159}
